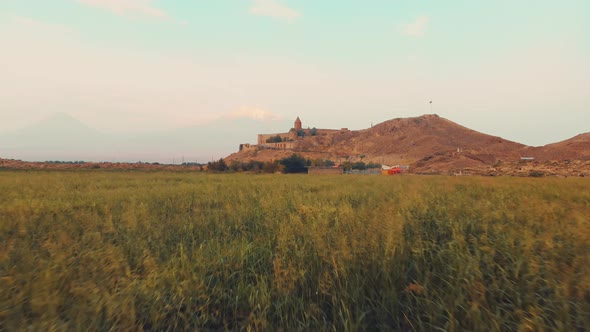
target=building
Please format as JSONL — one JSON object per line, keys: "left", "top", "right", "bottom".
{"left": 239, "top": 143, "right": 256, "bottom": 151}
{"left": 241, "top": 117, "right": 346, "bottom": 152}
{"left": 257, "top": 117, "right": 303, "bottom": 148}
{"left": 294, "top": 117, "right": 302, "bottom": 130}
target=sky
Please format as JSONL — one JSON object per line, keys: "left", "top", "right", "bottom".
{"left": 1, "top": 0, "right": 589, "bottom": 161}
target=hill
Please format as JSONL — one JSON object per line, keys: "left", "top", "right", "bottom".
{"left": 2, "top": 113, "right": 588, "bottom": 175}
{"left": 520, "top": 133, "right": 590, "bottom": 161}
{"left": 226, "top": 114, "right": 526, "bottom": 165}
{"left": 225, "top": 114, "right": 590, "bottom": 175}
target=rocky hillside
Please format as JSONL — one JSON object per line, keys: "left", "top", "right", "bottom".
{"left": 520, "top": 133, "right": 590, "bottom": 161}
{"left": 318, "top": 114, "right": 525, "bottom": 160}
{"left": 227, "top": 114, "right": 525, "bottom": 163}
{"left": 226, "top": 114, "right": 590, "bottom": 175}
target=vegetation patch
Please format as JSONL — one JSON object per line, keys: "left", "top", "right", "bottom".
{"left": 0, "top": 172, "right": 589, "bottom": 331}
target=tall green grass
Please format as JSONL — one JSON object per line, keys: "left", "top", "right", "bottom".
{"left": 0, "top": 171, "right": 588, "bottom": 331}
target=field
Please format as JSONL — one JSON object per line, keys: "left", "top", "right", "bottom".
{"left": 1, "top": 171, "right": 589, "bottom": 331}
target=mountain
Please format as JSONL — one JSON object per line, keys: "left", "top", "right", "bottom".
{"left": 2, "top": 112, "right": 588, "bottom": 168}
{"left": 116, "top": 116, "right": 291, "bottom": 161}
{"left": 520, "top": 133, "right": 590, "bottom": 161}
{"left": 1, "top": 112, "right": 105, "bottom": 148}
{"left": 0, "top": 113, "right": 113, "bottom": 161}
{"left": 0, "top": 113, "right": 291, "bottom": 163}
{"left": 226, "top": 114, "right": 528, "bottom": 165}
{"left": 226, "top": 113, "right": 590, "bottom": 174}
{"left": 317, "top": 114, "right": 525, "bottom": 159}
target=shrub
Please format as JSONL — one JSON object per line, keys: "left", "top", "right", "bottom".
{"left": 266, "top": 135, "right": 283, "bottom": 143}
{"left": 208, "top": 158, "right": 228, "bottom": 172}
{"left": 280, "top": 154, "right": 307, "bottom": 173}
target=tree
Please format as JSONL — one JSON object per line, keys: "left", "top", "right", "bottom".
{"left": 352, "top": 162, "right": 367, "bottom": 170}
{"left": 208, "top": 158, "right": 228, "bottom": 172}
{"left": 262, "top": 160, "right": 282, "bottom": 173}
{"left": 341, "top": 161, "right": 353, "bottom": 171}
{"left": 245, "top": 160, "right": 264, "bottom": 173}
{"left": 366, "top": 162, "right": 381, "bottom": 169}
{"left": 324, "top": 159, "right": 335, "bottom": 167}
{"left": 229, "top": 160, "right": 243, "bottom": 172}
{"left": 310, "top": 158, "right": 335, "bottom": 167}
{"left": 280, "top": 154, "right": 307, "bottom": 173}
{"left": 296, "top": 129, "right": 305, "bottom": 137}
{"left": 266, "top": 135, "right": 283, "bottom": 143}
{"left": 310, "top": 127, "right": 318, "bottom": 136}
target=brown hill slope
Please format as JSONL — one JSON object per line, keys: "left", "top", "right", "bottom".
{"left": 329, "top": 114, "right": 525, "bottom": 160}
{"left": 226, "top": 114, "right": 528, "bottom": 167}
{"left": 521, "top": 133, "right": 590, "bottom": 161}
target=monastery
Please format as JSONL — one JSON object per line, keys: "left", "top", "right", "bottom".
{"left": 239, "top": 117, "right": 349, "bottom": 152}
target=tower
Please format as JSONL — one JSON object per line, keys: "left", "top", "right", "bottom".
{"left": 294, "top": 117, "right": 302, "bottom": 130}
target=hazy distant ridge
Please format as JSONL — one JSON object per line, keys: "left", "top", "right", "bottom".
{"left": 0, "top": 113, "right": 289, "bottom": 163}
{"left": 1, "top": 113, "right": 588, "bottom": 164}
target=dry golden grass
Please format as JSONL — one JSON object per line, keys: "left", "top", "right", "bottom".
{"left": 0, "top": 170, "right": 589, "bottom": 331}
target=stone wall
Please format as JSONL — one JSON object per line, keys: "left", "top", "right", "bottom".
{"left": 261, "top": 141, "right": 296, "bottom": 150}
{"left": 239, "top": 143, "right": 256, "bottom": 152}
{"left": 308, "top": 167, "right": 344, "bottom": 175}
{"left": 258, "top": 131, "right": 297, "bottom": 145}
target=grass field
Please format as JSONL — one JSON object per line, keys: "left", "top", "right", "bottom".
{"left": 1, "top": 170, "right": 589, "bottom": 331}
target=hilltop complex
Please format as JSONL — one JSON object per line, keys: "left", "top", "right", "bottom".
{"left": 227, "top": 114, "right": 590, "bottom": 177}
{"left": 239, "top": 117, "right": 349, "bottom": 152}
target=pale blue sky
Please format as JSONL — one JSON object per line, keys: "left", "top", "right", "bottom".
{"left": 1, "top": 0, "right": 589, "bottom": 158}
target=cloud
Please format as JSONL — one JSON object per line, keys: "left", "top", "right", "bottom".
{"left": 249, "top": 0, "right": 301, "bottom": 23}
{"left": 76, "top": 0, "right": 172, "bottom": 20}
{"left": 227, "top": 106, "right": 282, "bottom": 121}
{"left": 401, "top": 15, "right": 429, "bottom": 37}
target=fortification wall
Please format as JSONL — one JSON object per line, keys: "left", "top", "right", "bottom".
{"left": 308, "top": 167, "right": 344, "bottom": 175}
{"left": 314, "top": 129, "right": 345, "bottom": 135}
{"left": 262, "top": 142, "right": 296, "bottom": 150}
{"left": 239, "top": 143, "right": 256, "bottom": 152}
{"left": 258, "top": 131, "right": 296, "bottom": 145}
{"left": 253, "top": 117, "right": 346, "bottom": 150}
